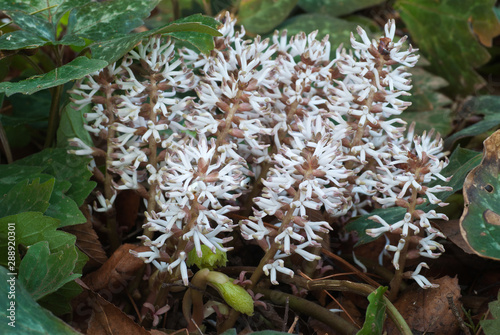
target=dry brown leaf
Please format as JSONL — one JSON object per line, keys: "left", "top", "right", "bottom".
{"left": 386, "top": 276, "right": 463, "bottom": 334}
{"left": 63, "top": 206, "right": 108, "bottom": 269}
{"left": 83, "top": 243, "right": 149, "bottom": 292}
{"left": 87, "top": 291, "right": 150, "bottom": 335}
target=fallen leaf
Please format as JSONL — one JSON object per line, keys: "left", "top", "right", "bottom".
{"left": 87, "top": 290, "right": 150, "bottom": 335}
{"left": 460, "top": 130, "right": 500, "bottom": 260}
{"left": 83, "top": 243, "right": 149, "bottom": 292}
{"left": 386, "top": 276, "right": 462, "bottom": 334}
{"left": 62, "top": 206, "right": 108, "bottom": 270}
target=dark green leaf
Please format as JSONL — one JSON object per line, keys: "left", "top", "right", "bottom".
{"left": 238, "top": 0, "right": 299, "bottom": 34}
{"left": 45, "top": 179, "right": 86, "bottom": 227}
{"left": 0, "top": 178, "right": 54, "bottom": 218}
{"left": 19, "top": 241, "right": 80, "bottom": 301}
{"left": 444, "top": 96, "right": 500, "bottom": 147}
{"left": 401, "top": 63, "right": 452, "bottom": 135}
{"left": 396, "top": 0, "right": 499, "bottom": 96}
{"left": 90, "top": 31, "right": 149, "bottom": 64}
{"left": 298, "top": 0, "right": 386, "bottom": 17}
{"left": 276, "top": 13, "right": 363, "bottom": 51}
{"left": 357, "top": 286, "right": 387, "bottom": 335}
{"left": 0, "top": 266, "right": 81, "bottom": 334}
{"left": 0, "top": 165, "right": 46, "bottom": 195}
{"left": 0, "top": 56, "right": 107, "bottom": 96}
{"left": 0, "top": 212, "right": 77, "bottom": 268}
{"left": 15, "top": 148, "right": 96, "bottom": 206}
{"left": 1, "top": 89, "right": 51, "bottom": 127}
{"left": 38, "top": 281, "right": 82, "bottom": 316}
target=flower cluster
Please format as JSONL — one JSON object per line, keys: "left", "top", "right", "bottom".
{"left": 69, "top": 13, "right": 451, "bottom": 290}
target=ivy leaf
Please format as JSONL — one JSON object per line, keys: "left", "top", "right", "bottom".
{"left": 460, "top": 130, "right": 500, "bottom": 260}
{"left": 0, "top": 266, "right": 81, "bottom": 334}
{"left": 15, "top": 148, "right": 96, "bottom": 206}
{"left": 238, "top": 0, "right": 299, "bottom": 34}
{"left": 395, "top": 0, "right": 500, "bottom": 96}
{"left": 19, "top": 241, "right": 80, "bottom": 301}
{"left": 298, "top": 0, "right": 386, "bottom": 17}
{"left": 0, "top": 178, "right": 54, "bottom": 218}
{"left": 0, "top": 56, "right": 107, "bottom": 96}
{"left": 0, "top": 212, "right": 77, "bottom": 268}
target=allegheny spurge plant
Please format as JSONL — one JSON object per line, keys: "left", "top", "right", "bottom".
{"left": 69, "top": 12, "right": 451, "bottom": 330}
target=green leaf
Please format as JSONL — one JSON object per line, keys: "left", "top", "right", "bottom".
{"left": 0, "top": 29, "right": 49, "bottom": 50}
{"left": 401, "top": 63, "right": 452, "bottom": 135}
{"left": 0, "top": 178, "right": 54, "bottom": 218}
{"left": 0, "top": 266, "right": 81, "bottom": 334}
{"left": 166, "top": 31, "right": 216, "bottom": 54}
{"left": 1, "top": 89, "right": 51, "bottom": 127}
{"left": 481, "top": 290, "right": 500, "bottom": 335}
{"left": 207, "top": 272, "right": 254, "bottom": 316}
{"left": 44, "top": 179, "right": 86, "bottom": 227}
{"left": 396, "top": 0, "right": 499, "bottom": 96}
{"left": 346, "top": 146, "right": 482, "bottom": 245}
{"left": 15, "top": 148, "right": 96, "bottom": 206}
{"left": 0, "top": 212, "right": 77, "bottom": 268}
{"left": 0, "top": 56, "right": 107, "bottom": 96}
{"left": 187, "top": 244, "right": 227, "bottom": 270}
{"left": 0, "top": 165, "right": 46, "bottom": 195}
{"left": 444, "top": 96, "right": 500, "bottom": 147}
{"left": 298, "top": 0, "right": 386, "bottom": 17}
{"left": 38, "top": 280, "right": 82, "bottom": 316}
{"left": 238, "top": 0, "right": 299, "bottom": 34}
{"left": 19, "top": 241, "right": 80, "bottom": 301}
{"left": 357, "top": 286, "right": 387, "bottom": 335}
{"left": 460, "top": 130, "right": 500, "bottom": 260}
{"left": 276, "top": 13, "right": 363, "bottom": 51}
{"left": 57, "top": 99, "right": 94, "bottom": 148}
{"left": 63, "top": 0, "right": 160, "bottom": 42}
{"left": 6, "top": 10, "right": 55, "bottom": 42}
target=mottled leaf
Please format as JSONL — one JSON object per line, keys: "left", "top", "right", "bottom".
{"left": 357, "top": 286, "right": 387, "bottom": 335}
{"left": 63, "top": 0, "right": 160, "bottom": 42}
{"left": 0, "top": 29, "right": 49, "bottom": 50}
{"left": 0, "top": 56, "right": 107, "bottom": 96}
{"left": 460, "top": 130, "right": 500, "bottom": 260}
{"left": 0, "top": 266, "right": 81, "bottom": 334}
{"left": 298, "top": 0, "right": 386, "bottom": 17}
{"left": 19, "top": 241, "right": 80, "bottom": 301}
{"left": 396, "top": 0, "right": 499, "bottom": 96}
{"left": 238, "top": 0, "right": 298, "bottom": 34}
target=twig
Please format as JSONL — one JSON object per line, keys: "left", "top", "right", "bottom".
{"left": 447, "top": 294, "right": 471, "bottom": 335}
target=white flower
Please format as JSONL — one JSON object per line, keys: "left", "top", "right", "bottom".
{"left": 167, "top": 251, "right": 189, "bottom": 286}
{"left": 263, "top": 259, "right": 294, "bottom": 285}
{"left": 93, "top": 191, "right": 117, "bottom": 213}
{"left": 407, "top": 262, "right": 439, "bottom": 289}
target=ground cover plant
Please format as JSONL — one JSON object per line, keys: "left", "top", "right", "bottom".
{"left": 1, "top": 1, "right": 500, "bottom": 334}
